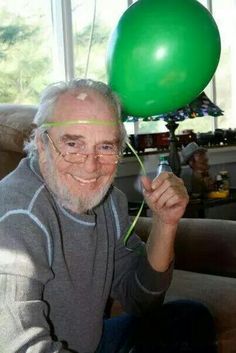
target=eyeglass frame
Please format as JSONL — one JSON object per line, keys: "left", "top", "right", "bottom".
{"left": 44, "top": 132, "right": 121, "bottom": 165}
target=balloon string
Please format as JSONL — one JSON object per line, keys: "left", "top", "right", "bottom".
{"left": 84, "top": 0, "right": 97, "bottom": 78}
{"left": 126, "top": 141, "right": 146, "bottom": 175}
{"left": 123, "top": 141, "right": 146, "bottom": 248}
{"left": 124, "top": 200, "right": 145, "bottom": 247}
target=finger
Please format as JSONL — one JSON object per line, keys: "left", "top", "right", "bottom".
{"left": 151, "top": 172, "right": 176, "bottom": 190}
{"left": 144, "top": 179, "right": 169, "bottom": 204}
{"left": 141, "top": 176, "right": 153, "bottom": 193}
{"left": 148, "top": 185, "right": 179, "bottom": 209}
{"left": 147, "top": 181, "right": 188, "bottom": 209}
{"left": 153, "top": 171, "right": 172, "bottom": 182}
{"left": 157, "top": 189, "right": 188, "bottom": 210}
{"left": 149, "top": 176, "right": 179, "bottom": 201}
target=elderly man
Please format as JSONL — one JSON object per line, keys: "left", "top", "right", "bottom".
{"left": 0, "top": 79, "right": 216, "bottom": 353}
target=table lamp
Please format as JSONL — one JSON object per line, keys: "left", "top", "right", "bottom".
{"left": 123, "top": 92, "right": 223, "bottom": 176}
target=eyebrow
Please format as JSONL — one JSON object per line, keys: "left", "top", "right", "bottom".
{"left": 60, "top": 134, "right": 84, "bottom": 142}
{"left": 60, "top": 134, "right": 120, "bottom": 145}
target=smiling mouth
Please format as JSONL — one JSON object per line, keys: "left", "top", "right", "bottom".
{"left": 70, "top": 174, "right": 97, "bottom": 184}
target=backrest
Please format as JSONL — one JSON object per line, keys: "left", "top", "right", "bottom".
{"left": 134, "top": 216, "right": 236, "bottom": 278}
{"left": 175, "top": 217, "right": 236, "bottom": 278}
{"left": 0, "top": 104, "right": 37, "bottom": 179}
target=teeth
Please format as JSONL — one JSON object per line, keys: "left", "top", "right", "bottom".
{"left": 72, "top": 175, "right": 97, "bottom": 184}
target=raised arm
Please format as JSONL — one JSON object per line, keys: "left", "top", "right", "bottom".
{"left": 141, "top": 173, "right": 189, "bottom": 272}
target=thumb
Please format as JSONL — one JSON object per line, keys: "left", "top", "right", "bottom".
{"left": 141, "top": 176, "right": 152, "bottom": 193}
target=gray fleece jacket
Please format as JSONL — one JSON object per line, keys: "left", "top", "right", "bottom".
{"left": 0, "top": 157, "right": 172, "bottom": 353}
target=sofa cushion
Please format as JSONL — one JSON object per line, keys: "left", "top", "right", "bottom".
{"left": 165, "top": 269, "right": 236, "bottom": 353}
{"left": 175, "top": 218, "right": 236, "bottom": 278}
{"left": 0, "top": 104, "right": 37, "bottom": 153}
{"left": 134, "top": 217, "right": 236, "bottom": 278}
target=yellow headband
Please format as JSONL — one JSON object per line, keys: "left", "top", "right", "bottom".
{"left": 41, "top": 119, "right": 119, "bottom": 128}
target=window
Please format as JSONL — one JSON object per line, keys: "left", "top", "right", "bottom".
{"left": 176, "top": 0, "right": 236, "bottom": 133}
{"left": 211, "top": 0, "right": 236, "bottom": 130}
{"left": 71, "top": 0, "right": 127, "bottom": 81}
{"left": 0, "top": 0, "right": 235, "bottom": 135}
{"left": 0, "top": 0, "right": 53, "bottom": 104}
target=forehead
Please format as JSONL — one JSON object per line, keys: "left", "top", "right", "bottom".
{"left": 52, "top": 89, "right": 118, "bottom": 123}
{"left": 55, "top": 124, "right": 120, "bottom": 143}
{"left": 49, "top": 91, "right": 120, "bottom": 141}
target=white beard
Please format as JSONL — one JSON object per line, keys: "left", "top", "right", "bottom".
{"left": 53, "top": 177, "right": 113, "bottom": 213}
{"left": 41, "top": 152, "right": 115, "bottom": 214}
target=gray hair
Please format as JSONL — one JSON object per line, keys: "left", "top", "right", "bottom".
{"left": 24, "top": 78, "right": 128, "bottom": 156}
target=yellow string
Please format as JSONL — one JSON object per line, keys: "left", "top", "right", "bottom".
{"left": 41, "top": 120, "right": 119, "bottom": 128}
{"left": 123, "top": 142, "right": 146, "bottom": 247}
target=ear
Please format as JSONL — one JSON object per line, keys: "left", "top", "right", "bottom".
{"left": 36, "top": 131, "right": 46, "bottom": 154}
{"left": 36, "top": 132, "right": 48, "bottom": 165}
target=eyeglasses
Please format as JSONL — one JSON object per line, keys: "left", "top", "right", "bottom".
{"left": 45, "top": 132, "right": 120, "bottom": 165}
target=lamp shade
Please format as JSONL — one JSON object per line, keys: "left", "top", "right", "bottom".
{"left": 123, "top": 92, "right": 223, "bottom": 122}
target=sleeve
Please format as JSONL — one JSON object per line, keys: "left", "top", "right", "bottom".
{"left": 110, "top": 189, "right": 174, "bottom": 316}
{"left": 0, "top": 212, "right": 71, "bottom": 353}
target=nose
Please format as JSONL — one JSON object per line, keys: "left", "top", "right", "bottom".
{"left": 83, "top": 153, "right": 99, "bottom": 173}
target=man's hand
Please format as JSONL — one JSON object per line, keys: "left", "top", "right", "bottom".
{"left": 141, "top": 172, "right": 189, "bottom": 226}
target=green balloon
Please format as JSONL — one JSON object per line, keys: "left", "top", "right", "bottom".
{"left": 106, "top": 0, "right": 221, "bottom": 117}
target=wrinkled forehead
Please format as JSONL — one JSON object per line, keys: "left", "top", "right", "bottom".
{"left": 52, "top": 89, "right": 118, "bottom": 123}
